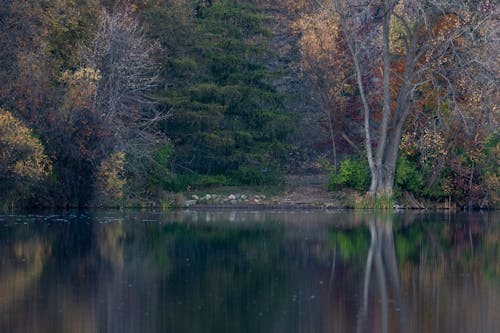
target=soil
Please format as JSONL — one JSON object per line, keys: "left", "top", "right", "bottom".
{"left": 268, "top": 175, "right": 346, "bottom": 208}
{"left": 187, "top": 174, "right": 349, "bottom": 209}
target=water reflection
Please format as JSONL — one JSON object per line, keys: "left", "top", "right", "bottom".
{"left": 353, "top": 214, "right": 407, "bottom": 333}
{"left": 0, "top": 210, "right": 498, "bottom": 333}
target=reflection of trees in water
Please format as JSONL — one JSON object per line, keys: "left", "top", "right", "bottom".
{"left": 0, "top": 238, "right": 52, "bottom": 308}
{"left": 326, "top": 211, "right": 499, "bottom": 333}
{"left": 0, "top": 211, "right": 498, "bottom": 333}
{"left": 148, "top": 221, "right": 291, "bottom": 333}
{"left": 356, "top": 213, "right": 407, "bottom": 333}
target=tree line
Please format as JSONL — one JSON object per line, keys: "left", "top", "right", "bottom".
{"left": 0, "top": 0, "right": 498, "bottom": 209}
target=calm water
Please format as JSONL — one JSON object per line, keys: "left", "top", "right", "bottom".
{"left": 0, "top": 210, "right": 498, "bottom": 333}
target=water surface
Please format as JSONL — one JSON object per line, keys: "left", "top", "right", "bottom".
{"left": 0, "top": 210, "right": 498, "bottom": 333}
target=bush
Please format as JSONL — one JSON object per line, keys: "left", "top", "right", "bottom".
{"left": 395, "top": 156, "right": 424, "bottom": 195}
{"left": 480, "top": 132, "right": 500, "bottom": 208}
{"left": 93, "top": 151, "right": 126, "bottom": 207}
{"left": 328, "top": 156, "right": 370, "bottom": 191}
{"left": 147, "top": 145, "right": 175, "bottom": 186}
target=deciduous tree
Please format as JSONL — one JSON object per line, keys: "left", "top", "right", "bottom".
{"left": 0, "top": 109, "right": 52, "bottom": 206}
{"left": 328, "top": 0, "right": 498, "bottom": 198}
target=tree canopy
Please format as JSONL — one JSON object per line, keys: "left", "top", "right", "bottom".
{"left": 0, "top": 0, "right": 497, "bottom": 208}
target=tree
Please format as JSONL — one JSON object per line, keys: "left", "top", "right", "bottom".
{"left": 153, "top": 0, "right": 293, "bottom": 185}
{"left": 295, "top": 5, "right": 362, "bottom": 169}
{"left": 0, "top": 109, "right": 52, "bottom": 206}
{"left": 32, "top": 4, "right": 166, "bottom": 206}
{"left": 80, "top": 5, "right": 166, "bottom": 173}
{"left": 328, "top": 0, "right": 498, "bottom": 197}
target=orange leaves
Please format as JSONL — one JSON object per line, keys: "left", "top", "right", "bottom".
{"left": 295, "top": 9, "right": 347, "bottom": 77}
{"left": 294, "top": 6, "right": 355, "bottom": 109}
{"left": 431, "top": 13, "right": 460, "bottom": 40}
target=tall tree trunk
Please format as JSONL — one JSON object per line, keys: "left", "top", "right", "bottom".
{"left": 371, "top": 0, "right": 394, "bottom": 196}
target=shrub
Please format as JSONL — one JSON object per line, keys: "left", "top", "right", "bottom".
{"left": 147, "top": 144, "right": 175, "bottom": 187}
{"left": 93, "top": 151, "right": 126, "bottom": 207}
{"left": 480, "top": 132, "right": 500, "bottom": 208}
{"left": 328, "top": 156, "right": 370, "bottom": 191}
{"left": 395, "top": 156, "right": 424, "bottom": 195}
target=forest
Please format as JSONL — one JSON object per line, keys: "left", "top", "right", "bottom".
{"left": 0, "top": 0, "right": 498, "bottom": 209}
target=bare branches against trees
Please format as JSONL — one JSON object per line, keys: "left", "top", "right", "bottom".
{"left": 327, "top": 0, "right": 498, "bottom": 196}
{"left": 80, "top": 5, "right": 168, "bottom": 172}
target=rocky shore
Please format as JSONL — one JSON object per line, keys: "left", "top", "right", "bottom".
{"left": 170, "top": 175, "right": 456, "bottom": 210}
{"left": 176, "top": 175, "right": 346, "bottom": 209}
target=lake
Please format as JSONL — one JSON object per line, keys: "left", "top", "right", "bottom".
{"left": 0, "top": 210, "right": 498, "bottom": 333}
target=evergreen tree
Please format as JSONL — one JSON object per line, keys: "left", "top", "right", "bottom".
{"left": 147, "top": 0, "right": 294, "bottom": 186}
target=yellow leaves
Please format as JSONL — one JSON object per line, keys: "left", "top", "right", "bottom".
{"left": 0, "top": 109, "right": 52, "bottom": 181}
{"left": 61, "top": 67, "right": 101, "bottom": 83}
{"left": 273, "top": 0, "right": 313, "bottom": 15}
{"left": 61, "top": 67, "right": 101, "bottom": 110}
{"left": 295, "top": 9, "right": 343, "bottom": 69}
{"left": 400, "top": 129, "right": 447, "bottom": 163}
{"left": 94, "top": 151, "right": 127, "bottom": 204}
{"left": 294, "top": 5, "right": 351, "bottom": 97}
{"left": 400, "top": 132, "right": 418, "bottom": 157}
{"left": 421, "top": 128, "right": 447, "bottom": 163}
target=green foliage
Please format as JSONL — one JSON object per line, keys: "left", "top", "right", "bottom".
{"left": 480, "top": 132, "right": 500, "bottom": 207}
{"left": 328, "top": 156, "right": 370, "bottom": 191}
{"left": 328, "top": 228, "right": 370, "bottom": 263}
{"left": 395, "top": 227, "right": 426, "bottom": 264}
{"left": 152, "top": 0, "right": 293, "bottom": 185}
{"left": 146, "top": 145, "right": 175, "bottom": 187}
{"left": 395, "top": 156, "right": 424, "bottom": 194}
{"left": 233, "top": 160, "right": 284, "bottom": 186}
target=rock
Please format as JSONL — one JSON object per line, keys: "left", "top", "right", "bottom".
{"left": 228, "top": 194, "right": 236, "bottom": 200}
{"left": 185, "top": 200, "right": 197, "bottom": 207}
{"left": 230, "top": 200, "right": 238, "bottom": 204}
{"left": 241, "top": 194, "right": 247, "bottom": 200}
{"left": 191, "top": 195, "right": 199, "bottom": 200}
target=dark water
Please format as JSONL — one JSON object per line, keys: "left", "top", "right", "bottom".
{"left": 0, "top": 210, "right": 498, "bottom": 333}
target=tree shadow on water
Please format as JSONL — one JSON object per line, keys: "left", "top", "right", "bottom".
{"left": 356, "top": 213, "right": 408, "bottom": 333}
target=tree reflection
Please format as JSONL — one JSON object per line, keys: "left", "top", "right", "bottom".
{"left": 356, "top": 213, "right": 407, "bottom": 333}
{"left": 0, "top": 211, "right": 498, "bottom": 333}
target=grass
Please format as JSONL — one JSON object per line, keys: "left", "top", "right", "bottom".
{"left": 353, "top": 192, "right": 394, "bottom": 209}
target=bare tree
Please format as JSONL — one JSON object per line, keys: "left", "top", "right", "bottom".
{"left": 326, "top": 0, "right": 498, "bottom": 197}
{"left": 80, "top": 5, "right": 167, "bottom": 174}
